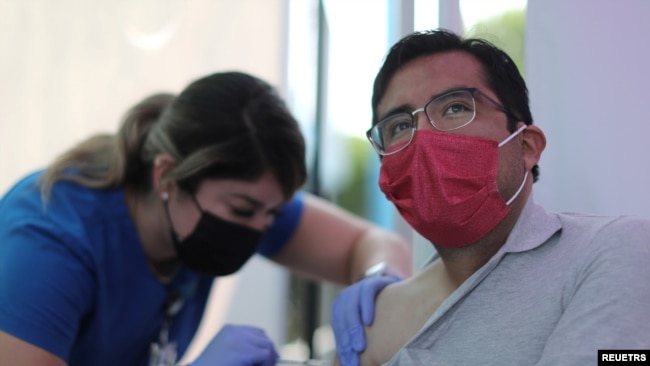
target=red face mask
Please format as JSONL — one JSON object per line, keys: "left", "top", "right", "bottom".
{"left": 378, "top": 127, "right": 526, "bottom": 248}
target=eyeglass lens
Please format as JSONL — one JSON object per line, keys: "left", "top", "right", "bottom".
{"left": 369, "top": 89, "right": 477, "bottom": 155}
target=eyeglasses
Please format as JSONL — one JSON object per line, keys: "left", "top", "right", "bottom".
{"left": 366, "top": 88, "right": 515, "bottom": 156}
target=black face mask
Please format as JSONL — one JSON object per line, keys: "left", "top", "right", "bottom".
{"left": 164, "top": 195, "right": 263, "bottom": 277}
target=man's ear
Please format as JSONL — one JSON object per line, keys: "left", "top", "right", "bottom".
{"left": 520, "top": 123, "right": 546, "bottom": 171}
{"left": 152, "top": 154, "right": 176, "bottom": 197}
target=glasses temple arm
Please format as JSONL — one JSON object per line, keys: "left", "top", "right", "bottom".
{"left": 476, "top": 89, "right": 521, "bottom": 122}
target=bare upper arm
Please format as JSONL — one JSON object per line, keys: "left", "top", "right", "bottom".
{"left": 361, "top": 261, "right": 456, "bottom": 365}
{"left": 0, "top": 330, "right": 66, "bottom": 366}
{"left": 360, "top": 281, "right": 415, "bottom": 366}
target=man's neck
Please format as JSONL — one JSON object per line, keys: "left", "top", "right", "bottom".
{"left": 435, "top": 188, "right": 531, "bottom": 285}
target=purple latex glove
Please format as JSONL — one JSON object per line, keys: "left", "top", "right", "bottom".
{"left": 190, "top": 324, "right": 279, "bottom": 366}
{"left": 330, "top": 275, "right": 402, "bottom": 366}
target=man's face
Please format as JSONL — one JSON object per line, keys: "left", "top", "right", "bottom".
{"left": 376, "top": 50, "right": 526, "bottom": 203}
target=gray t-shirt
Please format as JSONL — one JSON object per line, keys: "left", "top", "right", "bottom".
{"left": 386, "top": 195, "right": 650, "bottom": 365}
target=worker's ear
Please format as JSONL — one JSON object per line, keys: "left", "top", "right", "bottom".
{"left": 152, "top": 154, "right": 176, "bottom": 198}
{"left": 520, "top": 123, "right": 546, "bottom": 172}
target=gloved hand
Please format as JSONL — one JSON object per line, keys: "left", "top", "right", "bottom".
{"left": 190, "top": 324, "right": 279, "bottom": 366}
{"left": 330, "top": 274, "right": 402, "bottom": 366}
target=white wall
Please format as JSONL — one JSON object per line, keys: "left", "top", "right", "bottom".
{"left": 526, "top": 0, "right": 650, "bottom": 217}
{"left": 0, "top": 0, "right": 289, "bottom": 193}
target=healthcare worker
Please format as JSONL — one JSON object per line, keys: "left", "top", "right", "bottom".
{"left": 0, "top": 71, "right": 411, "bottom": 366}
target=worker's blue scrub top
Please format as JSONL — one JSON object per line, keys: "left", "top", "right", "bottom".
{"left": 0, "top": 171, "right": 304, "bottom": 365}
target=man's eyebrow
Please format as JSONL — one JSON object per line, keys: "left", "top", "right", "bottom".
{"left": 378, "top": 86, "right": 471, "bottom": 121}
{"left": 378, "top": 104, "right": 414, "bottom": 121}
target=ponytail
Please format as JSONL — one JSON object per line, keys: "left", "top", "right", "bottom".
{"left": 39, "top": 93, "right": 175, "bottom": 201}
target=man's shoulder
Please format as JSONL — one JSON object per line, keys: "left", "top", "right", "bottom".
{"left": 557, "top": 212, "right": 650, "bottom": 238}
{"left": 553, "top": 212, "right": 650, "bottom": 267}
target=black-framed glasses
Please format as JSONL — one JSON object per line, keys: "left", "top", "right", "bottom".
{"left": 366, "top": 88, "right": 515, "bottom": 156}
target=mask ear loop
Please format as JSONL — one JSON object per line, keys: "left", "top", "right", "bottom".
{"left": 189, "top": 194, "right": 205, "bottom": 213}
{"left": 505, "top": 171, "right": 528, "bottom": 205}
{"left": 498, "top": 125, "right": 529, "bottom": 206}
{"left": 498, "top": 124, "right": 527, "bottom": 148}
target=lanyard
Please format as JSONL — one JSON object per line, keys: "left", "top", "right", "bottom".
{"left": 149, "top": 291, "right": 184, "bottom": 366}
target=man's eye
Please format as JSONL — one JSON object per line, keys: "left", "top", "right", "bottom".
{"left": 443, "top": 102, "right": 472, "bottom": 116}
{"left": 390, "top": 120, "right": 412, "bottom": 136}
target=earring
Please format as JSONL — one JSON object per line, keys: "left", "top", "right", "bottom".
{"left": 161, "top": 192, "right": 169, "bottom": 201}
